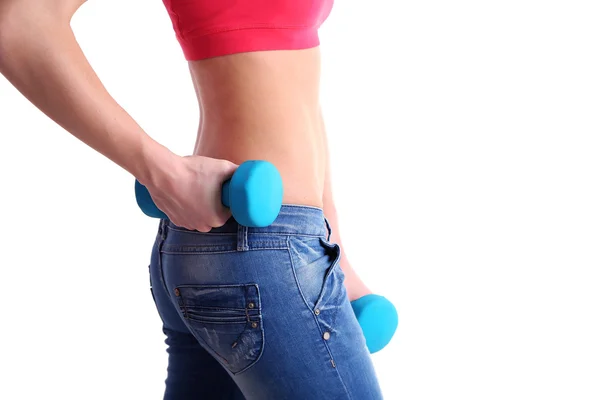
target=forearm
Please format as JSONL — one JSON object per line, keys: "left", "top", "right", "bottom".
{"left": 0, "top": 6, "right": 172, "bottom": 185}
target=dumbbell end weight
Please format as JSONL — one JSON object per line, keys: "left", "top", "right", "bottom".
{"left": 223, "top": 160, "right": 283, "bottom": 227}
{"left": 351, "top": 294, "right": 398, "bottom": 354}
{"left": 135, "top": 180, "right": 167, "bottom": 219}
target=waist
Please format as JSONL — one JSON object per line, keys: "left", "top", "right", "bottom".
{"left": 195, "top": 121, "right": 324, "bottom": 202}
{"left": 160, "top": 205, "right": 330, "bottom": 250}
{"left": 188, "top": 49, "right": 326, "bottom": 207}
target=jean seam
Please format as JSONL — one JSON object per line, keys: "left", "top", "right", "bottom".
{"left": 161, "top": 247, "right": 288, "bottom": 255}
{"left": 287, "top": 237, "right": 350, "bottom": 398}
{"left": 162, "top": 250, "right": 238, "bottom": 255}
{"left": 279, "top": 204, "right": 323, "bottom": 211}
{"left": 157, "top": 224, "right": 171, "bottom": 301}
{"left": 286, "top": 236, "right": 314, "bottom": 313}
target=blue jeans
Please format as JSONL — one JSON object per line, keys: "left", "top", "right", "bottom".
{"left": 149, "top": 205, "right": 383, "bottom": 399}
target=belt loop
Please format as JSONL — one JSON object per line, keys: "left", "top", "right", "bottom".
{"left": 324, "top": 217, "right": 332, "bottom": 241}
{"left": 237, "top": 224, "right": 249, "bottom": 251}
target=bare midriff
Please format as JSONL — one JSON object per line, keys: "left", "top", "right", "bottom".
{"left": 188, "top": 48, "right": 325, "bottom": 208}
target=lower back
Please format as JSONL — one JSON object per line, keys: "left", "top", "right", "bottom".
{"left": 189, "top": 48, "right": 326, "bottom": 208}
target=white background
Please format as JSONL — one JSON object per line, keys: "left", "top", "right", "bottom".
{"left": 1, "top": 0, "right": 599, "bottom": 399}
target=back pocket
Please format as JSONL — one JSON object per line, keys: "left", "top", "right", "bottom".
{"left": 174, "top": 284, "right": 264, "bottom": 375}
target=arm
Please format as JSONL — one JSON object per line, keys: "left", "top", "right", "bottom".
{"left": 0, "top": 0, "right": 169, "bottom": 184}
{"left": 0, "top": 0, "right": 236, "bottom": 231}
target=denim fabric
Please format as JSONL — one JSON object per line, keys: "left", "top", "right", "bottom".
{"left": 149, "top": 205, "right": 383, "bottom": 399}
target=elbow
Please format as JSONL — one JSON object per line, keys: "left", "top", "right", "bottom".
{"left": 0, "top": 13, "right": 61, "bottom": 72}
{"left": 0, "top": 2, "right": 83, "bottom": 71}
{"left": 0, "top": 4, "right": 73, "bottom": 47}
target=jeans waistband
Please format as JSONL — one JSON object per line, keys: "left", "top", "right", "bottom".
{"left": 162, "top": 205, "right": 331, "bottom": 239}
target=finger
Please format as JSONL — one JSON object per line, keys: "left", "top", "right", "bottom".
{"left": 213, "top": 207, "right": 232, "bottom": 227}
{"left": 195, "top": 225, "right": 212, "bottom": 233}
{"left": 221, "top": 159, "right": 239, "bottom": 179}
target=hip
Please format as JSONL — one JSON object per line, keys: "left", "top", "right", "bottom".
{"left": 148, "top": 205, "right": 382, "bottom": 397}
{"left": 154, "top": 205, "right": 342, "bottom": 316}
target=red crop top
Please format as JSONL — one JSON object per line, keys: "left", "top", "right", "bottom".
{"left": 162, "top": 0, "right": 334, "bottom": 61}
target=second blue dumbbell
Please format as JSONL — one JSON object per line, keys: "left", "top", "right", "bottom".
{"left": 135, "top": 160, "right": 283, "bottom": 227}
{"left": 351, "top": 294, "right": 398, "bottom": 354}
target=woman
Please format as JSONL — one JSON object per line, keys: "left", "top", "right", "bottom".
{"left": 0, "top": 0, "right": 384, "bottom": 398}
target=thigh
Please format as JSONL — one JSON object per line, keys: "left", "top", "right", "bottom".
{"left": 159, "top": 231, "right": 383, "bottom": 399}
{"left": 149, "top": 229, "right": 245, "bottom": 400}
{"left": 160, "top": 328, "right": 246, "bottom": 400}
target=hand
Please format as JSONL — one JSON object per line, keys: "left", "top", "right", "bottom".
{"left": 144, "top": 154, "right": 238, "bottom": 232}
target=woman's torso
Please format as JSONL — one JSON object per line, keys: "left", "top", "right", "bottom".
{"left": 189, "top": 49, "right": 326, "bottom": 209}
{"left": 160, "top": 0, "right": 334, "bottom": 209}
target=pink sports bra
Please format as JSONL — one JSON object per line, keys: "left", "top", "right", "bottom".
{"left": 162, "top": 0, "right": 334, "bottom": 60}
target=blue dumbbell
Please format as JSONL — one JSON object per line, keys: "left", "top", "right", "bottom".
{"left": 351, "top": 294, "right": 398, "bottom": 353}
{"left": 135, "top": 160, "right": 284, "bottom": 227}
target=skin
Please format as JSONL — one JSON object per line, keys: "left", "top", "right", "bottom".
{"left": 0, "top": 0, "right": 371, "bottom": 300}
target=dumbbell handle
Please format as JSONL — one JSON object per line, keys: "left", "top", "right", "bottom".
{"left": 136, "top": 179, "right": 233, "bottom": 219}
{"left": 221, "top": 180, "right": 232, "bottom": 208}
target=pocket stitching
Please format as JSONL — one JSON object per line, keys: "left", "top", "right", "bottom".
{"left": 175, "top": 283, "right": 265, "bottom": 375}
{"left": 184, "top": 307, "right": 260, "bottom": 325}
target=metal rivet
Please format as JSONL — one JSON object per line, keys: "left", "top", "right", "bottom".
{"left": 251, "top": 322, "right": 258, "bottom": 329}
{"left": 174, "top": 288, "right": 180, "bottom": 296}
{"left": 248, "top": 302, "right": 255, "bottom": 309}
{"left": 323, "top": 331, "right": 331, "bottom": 340}
{"left": 314, "top": 308, "right": 320, "bottom": 315}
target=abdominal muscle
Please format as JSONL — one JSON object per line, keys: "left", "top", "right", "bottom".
{"left": 188, "top": 47, "right": 326, "bottom": 208}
